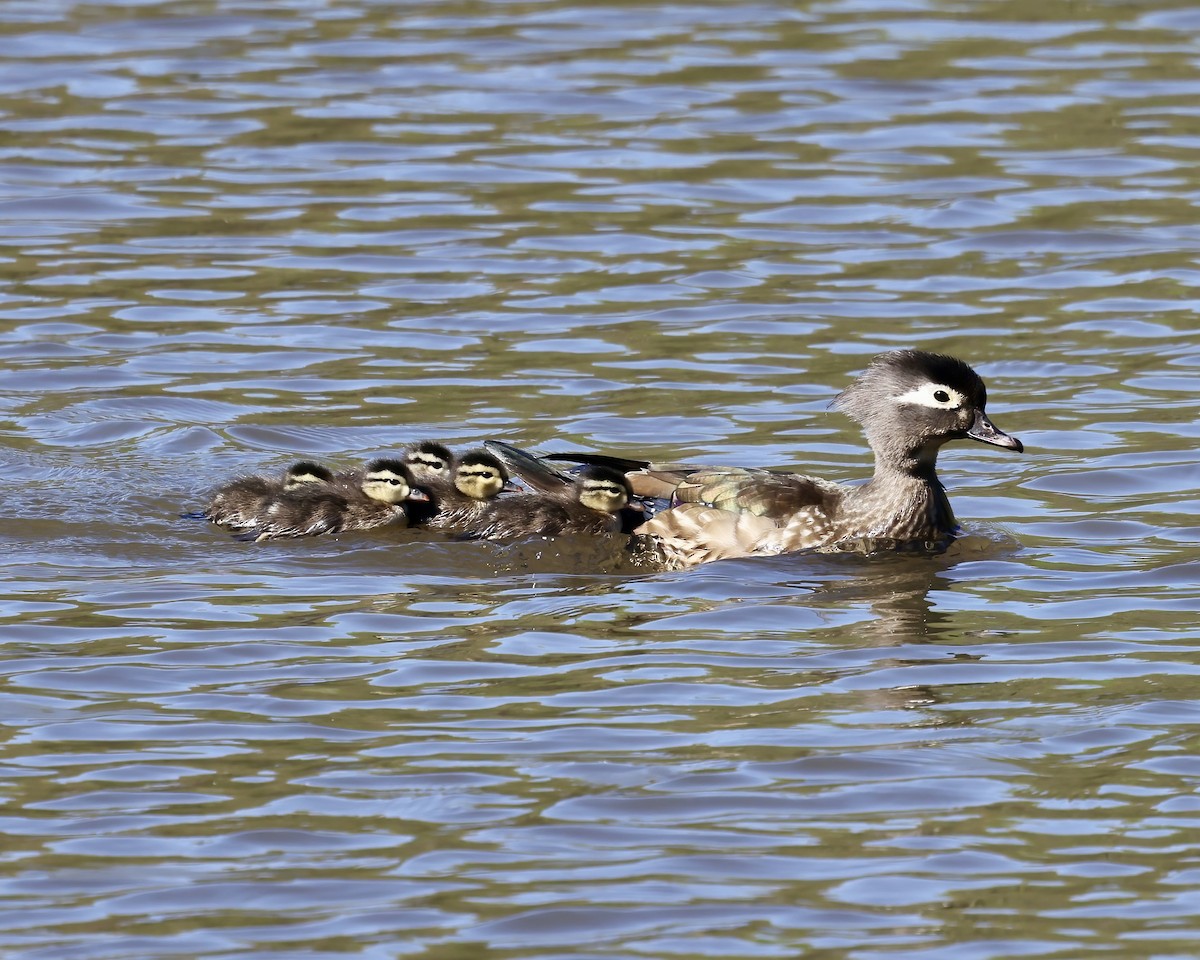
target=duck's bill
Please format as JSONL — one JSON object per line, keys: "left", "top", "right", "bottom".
{"left": 407, "top": 488, "right": 432, "bottom": 502}
{"left": 967, "top": 411, "right": 1023, "bottom": 452}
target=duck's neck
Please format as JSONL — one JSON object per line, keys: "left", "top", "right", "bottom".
{"left": 843, "top": 444, "right": 956, "bottom": 541}
{"left": 868, "top": 432, "right": 945, "bottom": 482}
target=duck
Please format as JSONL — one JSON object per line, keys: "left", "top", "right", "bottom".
{"left": 196, "top": 460, "right": 336, "bottom": 529}
{"left": 240, "top": 458, "right": 431, "bottom": 541}
{"left": 490, "top": 350, "right": 1023, "bottom": 567}
{"left": 420, "top": 449, "right": 512, "bottom": 531}
{"left": 458, "top": 464, "right": 634, "bottom": 540}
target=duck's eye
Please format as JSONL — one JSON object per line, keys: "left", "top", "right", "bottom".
{"left": 895, "top": 383, "right": 963, "bottom": 409}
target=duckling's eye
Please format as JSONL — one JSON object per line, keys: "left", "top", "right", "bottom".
{"left": 933, "top": 389, "right": 950, "bottom": 403}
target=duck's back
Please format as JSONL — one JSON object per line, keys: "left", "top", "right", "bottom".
{"left": 637, "top": 468, "right": 848, "bottom": 565}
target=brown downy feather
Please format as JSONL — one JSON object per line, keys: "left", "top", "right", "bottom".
{"left": 201, "top": 460, "right": 334, "bottom": 528}
{"left": 460, "top": 465, "right": 632, "bottom": 540}
{"left": 244, "top": 459, "right": 429, "bottom": 541}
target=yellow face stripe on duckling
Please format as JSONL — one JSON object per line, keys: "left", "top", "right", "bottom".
{"left": 578, "top": 478, "right": 629, "bottom": 512}
{"left": 361, "top": 468, "right": 412, "bottom": 505}
{"left": 455, "top": 466, "right": 505, "bottom": 500}
{"left": 408, "top": 454, "right": 449, "bottom": 473}
{"left": 403, "top": 442, "right": 454, "bottom": 480}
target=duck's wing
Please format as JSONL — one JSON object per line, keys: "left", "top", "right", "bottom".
{"left": 483, "top": 440, "right": 576, "bottom": 494}
{"left": 636, "top": 504, "right": 788, "bottom": 566}
{"left": 540, "top": 451, "right": 651, "bottom": 473}
{"left": 541, "top": 451, "right": 718, "bottom": 500}
{"left": 671, "top": 468, "right": 842, "bottom": 518}
{"left": 636, "top": 469, "right": 845, "bottom": 566}
{"left": 494, "top": 443, "right": 708, "bottom": 501}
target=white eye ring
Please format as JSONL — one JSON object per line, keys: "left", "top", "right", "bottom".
{"left": 895, "top": 383, "right": 965, "bottom": 409}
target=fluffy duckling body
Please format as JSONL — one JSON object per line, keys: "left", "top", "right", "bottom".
{"left": 243, "top": 458, "right": 429, "bottom": 541}
{"left": 460, "top": 465, "right": 633, "bottom": 540}
{"left": 199, "top": 460, "right": 335, "bottom": 528}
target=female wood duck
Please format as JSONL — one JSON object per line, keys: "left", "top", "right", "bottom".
{"left": 242, "top": 458, "right": 431, "bottom": 541}
{"left": 459, "top": 465, "right": 633, "bottom": 540}
{"left": 491, "top": 350, "right": 1023, "bottom": 566}
{"left": 198, "top": 460, "right": 335, "bottom": 529}
{"left": 421, "top": 449, "right": 511, "bottom": 531}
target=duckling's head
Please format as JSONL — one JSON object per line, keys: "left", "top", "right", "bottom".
{"left": 402, "top": 441, "right": 455, "bottom": 483}
{"left": 283, "top": 461, "right": 335, "bottom": 490}
{"left": 454, "top": 450, "right": 509, "bottom": 501}
{"left": 361, "top": 459, "right": 428, "bottom": 505}
{"left": 834, "top": 350, "right": 1022, "bottom": 470}
{"left": 575, "top": 466, "right": 632, "bottom": 514}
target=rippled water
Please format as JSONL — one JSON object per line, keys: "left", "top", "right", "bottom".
{"left": 4, "top": 0, "right": 1200, "bottom": 956}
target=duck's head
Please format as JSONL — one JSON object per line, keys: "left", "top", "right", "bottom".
{"left": 403, "top": 441, "right": 455, "bottom": 483}
{"left": 575, "top": 466, "right": 633, "bottom": 514}
{"left": 454, "top": 450, "right": 509, "bottom": 501}
{"left": 282, "top": 460, "right": 335, "bottom": 490}
{"left": 361, "top": 459, "right": 431, "bottom": 505}
{"left": 834, "top": 350, "right": 1022, "bottom": 472}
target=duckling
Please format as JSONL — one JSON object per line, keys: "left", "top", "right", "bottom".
{"left": 459, "top": 465, "right": 633, "bottom": 540}
{"left": 421, "top": 449, "right": 511, "bottom": 531}
{"left": 196, "top": 460, "right": 335, "bottom": 528}
{"left": 402, "top": 440, "right": 455, "bottom": 485}
{"left": 491, "top": 350, "right": 1024, "bottom": 566}
{"left": 483, "top": 440, "right": 652, "bottom": 532}
{"left": 242, "top": 458, "right": 430, "bottom": 541}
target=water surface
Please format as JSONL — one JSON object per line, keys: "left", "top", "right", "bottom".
{"left": 2, "top": 0, "right": 1200, "bottom": 957}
